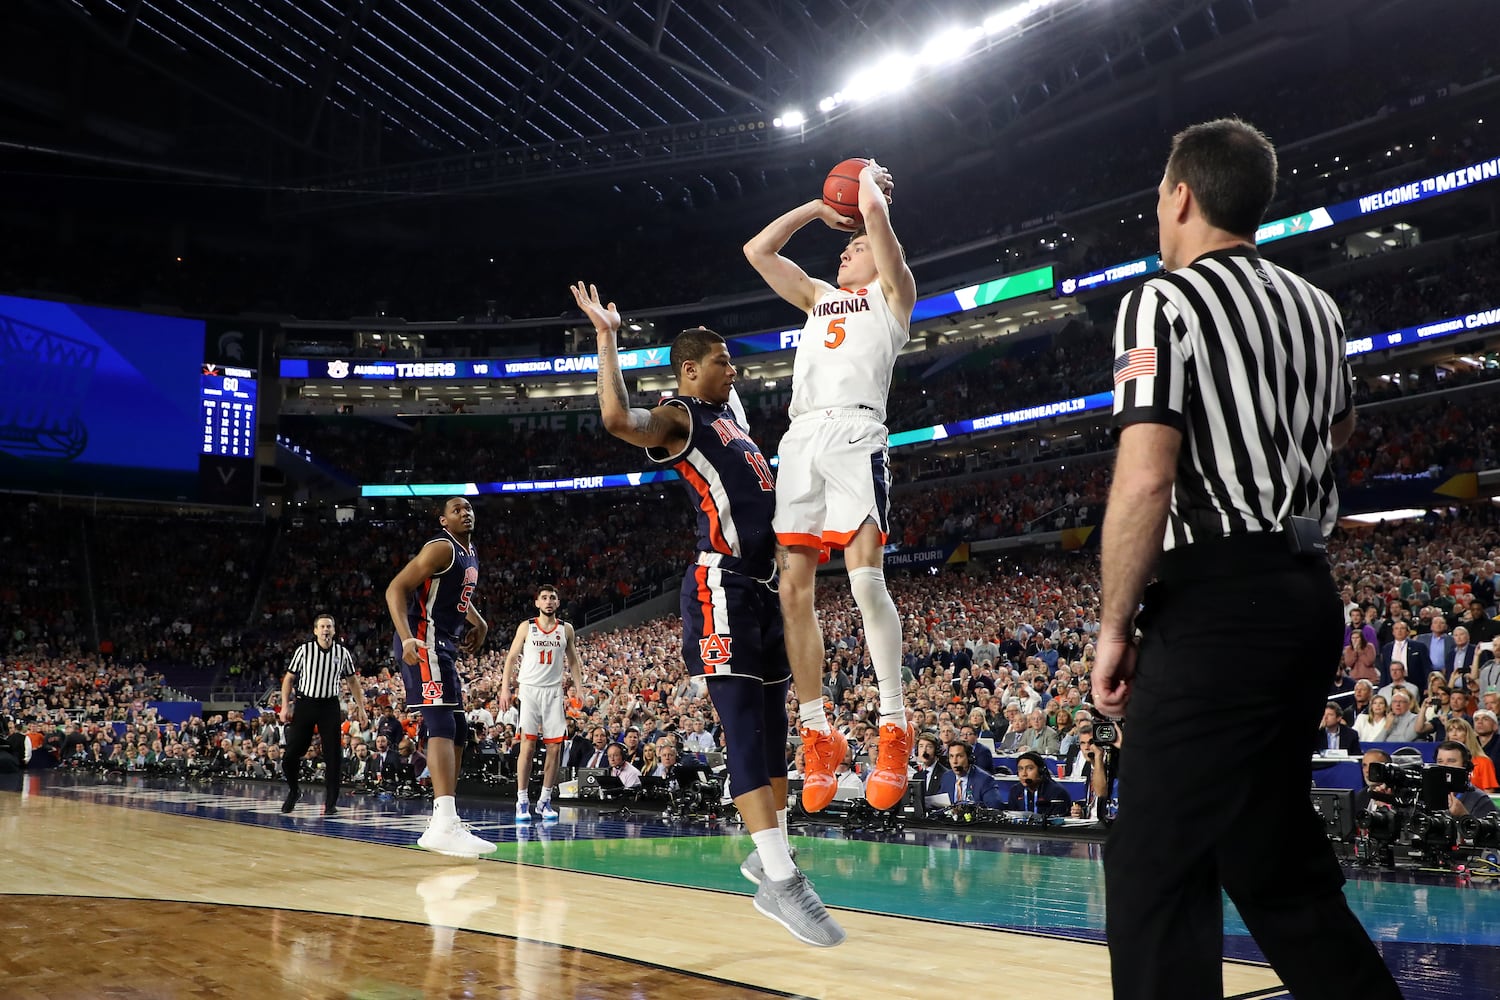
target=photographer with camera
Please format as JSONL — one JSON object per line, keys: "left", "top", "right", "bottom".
{"left": 1434, "top": 742, "right": 1498, "bottom": 819}
{"left": 1352, "top": 749, "right": 1393, "bottom": 816}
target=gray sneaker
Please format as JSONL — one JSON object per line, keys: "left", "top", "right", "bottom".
{"left": 739, "top": 845, "right": 800, "bottom": 886}
{"left": 753, "top": 870, "right": 846, "bottom": 947}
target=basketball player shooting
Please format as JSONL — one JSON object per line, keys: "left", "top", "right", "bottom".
{"left": 743, "top": 158, "right": 917, "bottom": 813}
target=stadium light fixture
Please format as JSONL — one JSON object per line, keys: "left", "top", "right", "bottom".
{"left": 920, "top": 27, "right": 984, "bottom": 66}
{"left": 808, "top": 0, "right": 1075, "bottom": 117}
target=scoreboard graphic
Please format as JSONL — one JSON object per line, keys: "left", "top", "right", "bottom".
{"left": 0, "top": 295, "right": 261, "bottom": 505}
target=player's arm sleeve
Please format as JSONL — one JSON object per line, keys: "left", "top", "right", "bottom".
{"left": 1111, "top": 280, "right": 1188, "bottom": 435}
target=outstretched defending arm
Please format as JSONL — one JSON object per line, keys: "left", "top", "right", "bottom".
{"left": 571, "top": 281, "right": 691, "bottom": 452}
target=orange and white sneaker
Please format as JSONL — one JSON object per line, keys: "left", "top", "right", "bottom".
{"left": 799, "top": 727, "right": 848, "bottom": 813}
{"left": 864, "top": 721, "right": 914, "bottom": 810}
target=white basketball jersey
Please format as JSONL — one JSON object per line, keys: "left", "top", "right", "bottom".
{"left": 789, "top": 280, "right": 909, "bottom": 421}
{"left": 518, "top": 617, "right": 566, "bottom": 687}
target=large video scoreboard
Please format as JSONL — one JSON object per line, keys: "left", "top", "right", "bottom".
{"left": 0, "top": 294, "right": 260, "bottom": 505}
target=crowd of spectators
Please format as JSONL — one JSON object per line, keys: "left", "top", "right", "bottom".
{"left": 0, "top": 499, "right": 89, "bottom": 658}
{"left": 8, "top": 499, "right": 1499, "bottom": 798}
{"left": 90, "top": 512, "right": 272, "bottom": 670}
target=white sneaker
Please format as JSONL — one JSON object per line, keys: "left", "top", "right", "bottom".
{"left": 418, "top": 818, "right": 493, "bottom": 858}
{"left": 456, "top": 820, "right": 496, "bottom": 855}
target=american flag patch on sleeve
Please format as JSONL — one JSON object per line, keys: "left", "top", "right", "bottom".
{"left": 1112, "top": 347, "right": 1157, "bottom": 386}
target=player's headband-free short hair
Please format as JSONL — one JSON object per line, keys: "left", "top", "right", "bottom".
{"left": 669, "top": 326, "right": 726, "bottom": 378}
{"left": 536, "top": 583, "right": 559, "bottom": 597}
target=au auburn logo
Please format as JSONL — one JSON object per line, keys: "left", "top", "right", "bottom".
{"left": 698, "top": 634, "right": 733, "bottom": 672}
{"left": 422, "top": 681, "right": 443, "bottom": 702}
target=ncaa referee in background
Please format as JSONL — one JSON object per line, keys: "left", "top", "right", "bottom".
{"left": 280, "top": 613, "right": 368, "bottom": 815}
{"left": 1092, "top": 119, "right": 1401, "bottom": 1000}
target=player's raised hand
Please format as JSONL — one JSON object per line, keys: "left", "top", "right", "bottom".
{"left": 811, "top": 200, "right": 859, "bottom": 233}
{"left": 570, "top": 281, "right": 621, "bottom": 336}
{"left": 864, "top": 159, "right": 894, "bottom": 203}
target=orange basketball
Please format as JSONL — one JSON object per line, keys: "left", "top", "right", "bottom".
{"left": 822, "top": 157, "right": 869, "bottom": 222}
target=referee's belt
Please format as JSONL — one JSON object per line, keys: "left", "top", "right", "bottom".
{"left": 1158, "top": 529, "right": 1325, "bottom": 583}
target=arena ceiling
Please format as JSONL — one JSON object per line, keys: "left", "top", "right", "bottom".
{"left": 9, "top": 0, "right": 1312, "bottom": 207}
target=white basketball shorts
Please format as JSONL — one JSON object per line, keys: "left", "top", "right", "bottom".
{"left": 772, "top": 407, "right": 891, "bottom": 552}
{"left": 519, "top": 683, "right": 567, "bottom": 743}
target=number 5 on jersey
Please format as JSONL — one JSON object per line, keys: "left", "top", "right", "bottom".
{"left": 824, "top": 317, "right": 845, "bottom": 349}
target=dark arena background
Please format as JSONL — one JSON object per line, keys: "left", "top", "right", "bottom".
{"left": 4, "top": 0, "right": 1500, "bottom": 996}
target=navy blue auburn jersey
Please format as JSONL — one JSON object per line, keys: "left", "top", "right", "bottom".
{"left": 404, "top": 529, "right": 479, "bottom": 646}
{"left": 647, "top": 396, "right": 776, "bottom": 579}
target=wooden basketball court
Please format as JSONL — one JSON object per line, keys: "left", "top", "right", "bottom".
{"left": 2, "top": 773, "right": 1294, "bottom": 998}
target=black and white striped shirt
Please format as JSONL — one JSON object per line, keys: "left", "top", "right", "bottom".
{"left": 287, "top": 640, "right": 356, "bottom": 698}
{"left": 1111, "top": 245, "right": 1352, "bottom": 552}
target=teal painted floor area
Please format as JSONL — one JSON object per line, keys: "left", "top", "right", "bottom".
{"left": 495, "top": 830, "right": 1500, "bottom": 949}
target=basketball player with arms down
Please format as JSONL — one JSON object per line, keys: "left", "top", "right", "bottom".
{"left": 571, "top": 280, "right": 846, "bottom": 948}
{"left": 500, "top": 583, "right": 585, "bottom": 823}
{"left": 385, "top": 497, "right": 496, "bottom": 858}
{"left": 743, "top": 159, "right": 917, "bottom": 812}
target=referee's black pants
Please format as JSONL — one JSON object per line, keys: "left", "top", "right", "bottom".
{"left": 1103, "top": 536, "right": 1400, "bottom": 1000}
{"left": 283, "top": 695, "right": 344, "bottom": 805}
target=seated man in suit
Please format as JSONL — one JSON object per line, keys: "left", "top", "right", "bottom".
{"left": 572, "top": 725, "right": 610, "bottom": 769}
{"left": 939, "top": 741, "right": 1003, "bottom": 808}
{"left": 1018, "top": 709, "right": 1061, "bottom": 756}
{"left": 646, "top": 742, "right": 682, "bottom": 780}
{"left": 1313, "top": 702, "right": 1362, "bottom": 755}
{"left": 958, "top": 724, "right": 995, "bottom": 773}
{"left": 995, "top": 703, "right": 1029, "bottom": 753}
{"left": 1006, "top": 751, "right": 1072, "bottom": 816}
{"left": 562, "top": 720, "right": 594, "bottom": 769}
{"left": 914, "top": 732, "right": 949, "bottom": 800}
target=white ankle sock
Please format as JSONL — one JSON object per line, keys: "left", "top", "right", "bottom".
{"left": 751, "top": 828, "right": 797, "bottom": 882}
{"left": 516, "top": 788, "right": 530, "bottom": 805}
{"left": 799, "top": 701, "right": 831, "bottom": 734}
{"left": 776, "top": 808, "right": 789, "bottom": 842}
{"left": 538, "top": 787, "right": 552, "bottom": 804}
{"left": 433, "top": 795, "right": 457, "bottom": 822}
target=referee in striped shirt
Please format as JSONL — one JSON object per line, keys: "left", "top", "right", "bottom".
{"left": 279, "top": 613, "right": 367, "bottom": 815}
{"left": 1093, "top": 119, "right": 1399, "bottom": 1000}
